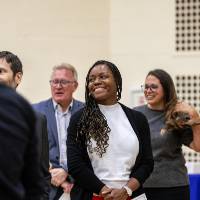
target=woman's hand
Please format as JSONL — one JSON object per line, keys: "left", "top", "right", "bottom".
{"left": 104, "top": 188, "right": 128, "bottom": 200}
{"left": 100, "top": 185, "right": 113, "bottom": 199}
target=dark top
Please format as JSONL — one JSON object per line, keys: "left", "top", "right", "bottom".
{"left": 35, "top": 112, "right": 51, "bottom": 199}
{"left": 134, "top": 105, "right": 193, "bottom": 187}
{"left": 0, "top": 84, "right": 43, "bottom": 200}
{"left": 67, "top": 103, "right": 154, "bottom": 200}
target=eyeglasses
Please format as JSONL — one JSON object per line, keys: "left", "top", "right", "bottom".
{"left": 49, "top": 79, "right": 75, "bottom": 87}
{"left": 141, "top": 84, "right": 159, "bottom": 92}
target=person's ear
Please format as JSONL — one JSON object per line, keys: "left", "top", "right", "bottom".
{"left": 15, "top": 72, "right": 23, "bottom": 87}
{"left": 72, "top": 81, "right": 78, "bottom": 92}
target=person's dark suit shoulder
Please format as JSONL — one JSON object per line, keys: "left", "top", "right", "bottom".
{"left": 0, "top": 84, "right": 43, "bottom": 200}
{"left": 35, "top": 112, "right": 51, "bottom": 200}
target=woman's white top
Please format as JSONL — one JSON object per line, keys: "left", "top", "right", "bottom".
{"left": 87, "top": 103, "right": 139, "bottom": 188}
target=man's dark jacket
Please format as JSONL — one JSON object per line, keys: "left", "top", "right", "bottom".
{"left": 0, "top": 84, "right": 43, "bottom": 200}
{"left": 35, "top": 112, "right": 51, "bottom": 199}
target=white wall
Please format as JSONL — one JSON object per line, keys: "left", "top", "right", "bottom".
{"left": 1, "top": 0, "right": 110, "bottom": 103}
{"left": 110, "top": 0, "right": 200, "bottom": 106}
{"left": 1, "top": 0, "right": 200, "bottom": 106}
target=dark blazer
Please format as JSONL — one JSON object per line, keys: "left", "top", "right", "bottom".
{"left": 0, "top": 84, "right": 43, "bottom": 200}
{"left": 67, "top": 103, "right": 154, "bottom": 200}
{"left": 33, "top": 98, "right": 84, "bottom": 200}
{"left": 35, "top": 112, "right": 51, "bottom": 200}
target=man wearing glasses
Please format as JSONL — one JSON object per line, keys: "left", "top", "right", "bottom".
{"left": 33, "top": 63, "right": 84, "bottom": 200}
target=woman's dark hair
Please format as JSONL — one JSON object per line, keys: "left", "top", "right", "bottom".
{"left": 77, "top": 60, "right": 122, "bottom": 157}
{"left": 147, "top": 69, "right": 178, "bottom": 125}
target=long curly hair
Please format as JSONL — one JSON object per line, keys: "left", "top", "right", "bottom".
{"left": 77, "top": 60, "right": 122, "bottom": 157}
{"left": 147, "top": 69, "right": 178, "bottom": 129}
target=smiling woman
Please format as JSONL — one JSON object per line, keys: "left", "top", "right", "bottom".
{"left": 67, "top": 60, "right": 154, "bottom": 200}
{"left": 134, "top": 69, "right": 200, "bottom": 200}
{"left": 87, "top": 63, "right": 119, "bottom": 106}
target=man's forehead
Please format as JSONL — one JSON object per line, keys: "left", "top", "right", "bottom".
{"left": 52, "top": 69, "right": 74, "bottom": 77}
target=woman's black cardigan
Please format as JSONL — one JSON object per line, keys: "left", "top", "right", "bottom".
{"left": 67, "top": 103, "right": 154, "bottom": 200}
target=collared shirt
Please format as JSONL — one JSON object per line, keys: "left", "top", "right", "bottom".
{"left": 53, "top": 100, "right": 73, "bottom": 170}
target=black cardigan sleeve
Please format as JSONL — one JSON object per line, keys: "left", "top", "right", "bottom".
{"left": 67, "top": 109, "right": 105, "bottom": 195}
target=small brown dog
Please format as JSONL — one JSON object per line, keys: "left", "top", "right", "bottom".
{"left": 161, "top": 111, "right": 200, "bottom": 134}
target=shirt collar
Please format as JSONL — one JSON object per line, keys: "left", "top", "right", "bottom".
{"left": 53, "top": 99, "right": 73, "bottom": 113}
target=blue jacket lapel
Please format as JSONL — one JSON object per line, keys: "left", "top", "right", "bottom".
{"left": 46, "top": 99, "right": 59, "bottom": 146}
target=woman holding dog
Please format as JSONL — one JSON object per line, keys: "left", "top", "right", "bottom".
{"left": 134, "top": 69, "right": 200, "bottom": 200}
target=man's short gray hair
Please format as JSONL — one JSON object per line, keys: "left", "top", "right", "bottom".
{"left": 52, "top": 63, "right": 78, "bottom": 81}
